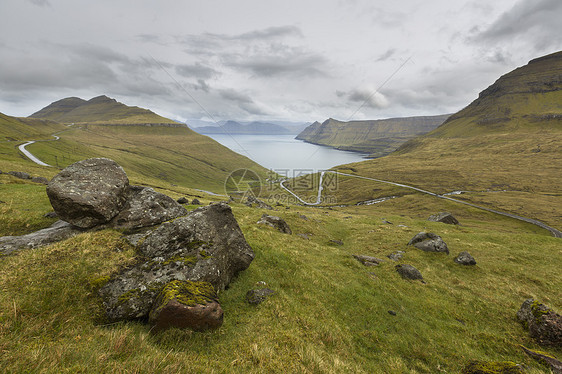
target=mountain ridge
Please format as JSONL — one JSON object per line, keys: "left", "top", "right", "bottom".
{"left": 29, "top": 95, "right": 180, "bottom": 125}
{"left": 296, "top": 114, "right": 450, "bottom": 157}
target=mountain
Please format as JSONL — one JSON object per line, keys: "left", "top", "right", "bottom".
{"left": 2, "top": 98, "right": 268, "bottom": 192}
{"left": 29, "top": 95, "right": 179, "bottom": 125}
{"left": 194, "top": 120, "right": 292, "bottom": 135}
{"left": 295, "top": 115, "right": 450, "bottom": 157}
{"left": 332, "top": 50, "right": 562, "bottom": 228}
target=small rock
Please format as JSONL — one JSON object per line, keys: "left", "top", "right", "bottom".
{"left": 297, "top": 233, "right": 310, "bottom": 240}
{"left": 517, "top": 299, "right": 562, "bottom": 346}
{"left": 299, "top": 214, "right": 309, "bottom": 220}
{"left": 461, "top": 360, "right": 524, "bottom": 374}
{"left": 329, "top": 239, "right": 344, "bottom": 246}
{"left": 31, "top": 176, "right": 49, "bottom": 184}
{"left": 191, "top": 198, "right": 201, "bottom": 205}
{"left": 395, "top": 264, "right": 424, "bottom": 281}
{"left": 397, "top": 224, "right": 408, "bottom": 228}
{"left": 149, "top": 280, "right": 223, "bottom": 333}
{"left": 177, "top": 197, "right": 189, "bottom": 204}
{"left": 388, "top": 310, "right": 397, "bottom": 316}
{"left": 407, "top": 232, "right": 449, "bottom": 254}
{"left": 8, "top": 171, "right": 31, "bottom": 180}
{"left": 246, "top": 288, "right": 275, "bottom": 305}
{"left": 257, "top": 214, "right": 292, "bottom": 234}
{"left": 245, "top": 196, "right": 273, "bottom": 210}
{"left": 353, "top": 254, "right": 384, "bottom": 266}
{"left": 382, "top": 219, "right": 393, "bottom": 224}
{"left": 387, "top": 251, "right": 405, "bottom": 261}
{"left": 455, "top": 251, "right": 476, "bottom": 265}
{"left": 44, "top": 211, "right": 58, "bottom": 219}
{"left": 428, "top": 212, "right": 459, "bottom": 225}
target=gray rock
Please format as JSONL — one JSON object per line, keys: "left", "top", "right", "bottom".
{"left": 8, "top": 171, "right": 31, "bottom": 180}
{"left": 191, "top": 198, "right": 201, "bottom": 205}
{"left": 31, "top": 176, "right": 49, "bottom": 185}
{"left": 454, "top": 251, "right": 476, "bottom": 265}
{"left": 0, "top": 220, "right": 84, "bottom": 255}
{"left": 148, "top": 280, "right": 223, "bottom": 333}
{"left": 428, "top": 212, "right": 459, "bottom": 225}
{"left": 176, "top": 197, "right": 189, "bottom": 204}
{"left": 246, "top": 288, "right": 275, "bottom": 305}
{"left": 99, "top": 202, "right": 254, "bottom": 322}
{"left": 257, "top": 214, "right": 292, "bottom": 234}
{"left": 353, "top": 254, "right": 384, "bottom": 266}
{"left": 245, "top": 196, "right": 273, "bottom": 210}
{"left": 329, "top": 239, "right": 344, "bottom": 246}
{"left": 407, "top": 232, "right": 449, "bottom": 254}
{"left": 297, "top": 233, "right": 310, "bottom": 240}
{"left": 46, "top": 158, "right": 129, "bottom": 228}
{"left": 517, "top": 299, "right": 562, "bottom": 346}
{"left": 395, "top": 264, "right": 424, "bottom": 281}
{"left": 108, "top": 186, "right": 187, "bottom": 230}
{"left": 44, "top": 211, "right": 58, "bottom": 219}
{"left": 387, "top": 251, "right": 405, "bottom": 261}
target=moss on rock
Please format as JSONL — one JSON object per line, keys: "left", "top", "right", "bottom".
{"left": 461, "top": 360, "right": 524, "bottom": 374}
{"left": 150, "top": 280, "right": 218, "bottom": 318}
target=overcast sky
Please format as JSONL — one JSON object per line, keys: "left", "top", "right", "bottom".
{"left": 1, "top": 0, "right": 561, "bottom": 124}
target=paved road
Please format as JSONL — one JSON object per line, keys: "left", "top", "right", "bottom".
{"left": 18, "top": 141, "right": 52, "bottom": 167}
{"left": 281, "top": 170, "right": 562, "bottom": 238}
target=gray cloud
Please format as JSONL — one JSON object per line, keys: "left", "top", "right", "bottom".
{"left": 219, "top": 89, "right": 268, "bottom": 116}
{"left": 471, "top": 0, "right": 562, "bottom": 51}
{"left": 26, "top": 0, "right": 50, "bottom": 7}
{"left": 175, "top": 63, "right": 218, "bottom": 80}
{"left": 342, "top": 88, "right": 389, "bottom": 109}
{"left": 376, "top": 48, "right": 397, "bottom": 62}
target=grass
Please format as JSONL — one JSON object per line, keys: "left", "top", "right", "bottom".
{"left": 0, "top": 177, "right": 560, "bottom": 373}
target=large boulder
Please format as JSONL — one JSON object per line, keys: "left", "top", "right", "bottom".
{"left": 428, "top": 212, "right": 459, "bottom": 225}
{"left": 99, "top": 202, "right": 254, "bottom": 322}
{"left": 148, "top": 280, "right": 223, "bottom": 333}
{"left": 407, "top": 232, "right": 449, "bottom": 254}
{"left": 517, "top": 299, "right": 562, "bottom": 346}
{"left": 108, "top": 186, "right": 187, "bottom": 230}
{"left": 46, "top": 158, "right": 129, "bottom": 228}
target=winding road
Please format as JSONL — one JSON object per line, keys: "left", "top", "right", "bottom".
{"left": 281, "top": 170, "right": 562, "bottom": 238}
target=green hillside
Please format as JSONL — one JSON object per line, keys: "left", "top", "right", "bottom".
{"left": 29, "top": 95, "right": 180, "bottom": 125}
{"left": 295, "top": 115, "right": 449, "bottom": 157}
{"left": 330, "top": 51, "right": 562, "bottom": 228}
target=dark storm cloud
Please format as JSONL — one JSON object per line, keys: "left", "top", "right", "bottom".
{"left": 472, "top": 0, "right": 562, "bottom": 51}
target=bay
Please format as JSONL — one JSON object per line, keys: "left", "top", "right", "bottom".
{"left": 204, "top": 133, "right": 369, "bottom": 176}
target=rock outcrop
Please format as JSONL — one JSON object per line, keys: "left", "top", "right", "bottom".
{"left": 99, "top": 202, "right": 254, "bottom": 322}
{"left": 517, "top": 299, "right": 562, "bottom": 346}
{"left": 407, "top": 232, "right": 449, "bottom": 254}
{"left": 0, "top": 220, "right": 85, "bottom": 256}
{"left": 353, "top": 254, "right": 384, "bottom": 266}
{"left": 428, "top": 212, "right": 459, "bottom": 225}
{"left": 46, "top": 158, "right": 130, "bottom": 228}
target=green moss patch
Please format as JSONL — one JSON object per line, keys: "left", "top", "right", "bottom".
{"left": 151, "top": 280, "right": 217, "bottom": 317}
{"left": 461, "top": 360, "right": 523, "bottom": 374}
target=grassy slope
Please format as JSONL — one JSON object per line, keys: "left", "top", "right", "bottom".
{"left": 330, "top": 53, "right": 562, "bottom": 228}
{"left": 0, "top": 178, "right": 560, "bottom": 373}
{"left": 296, "top": 115, "right": 449, "bottom": 157}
